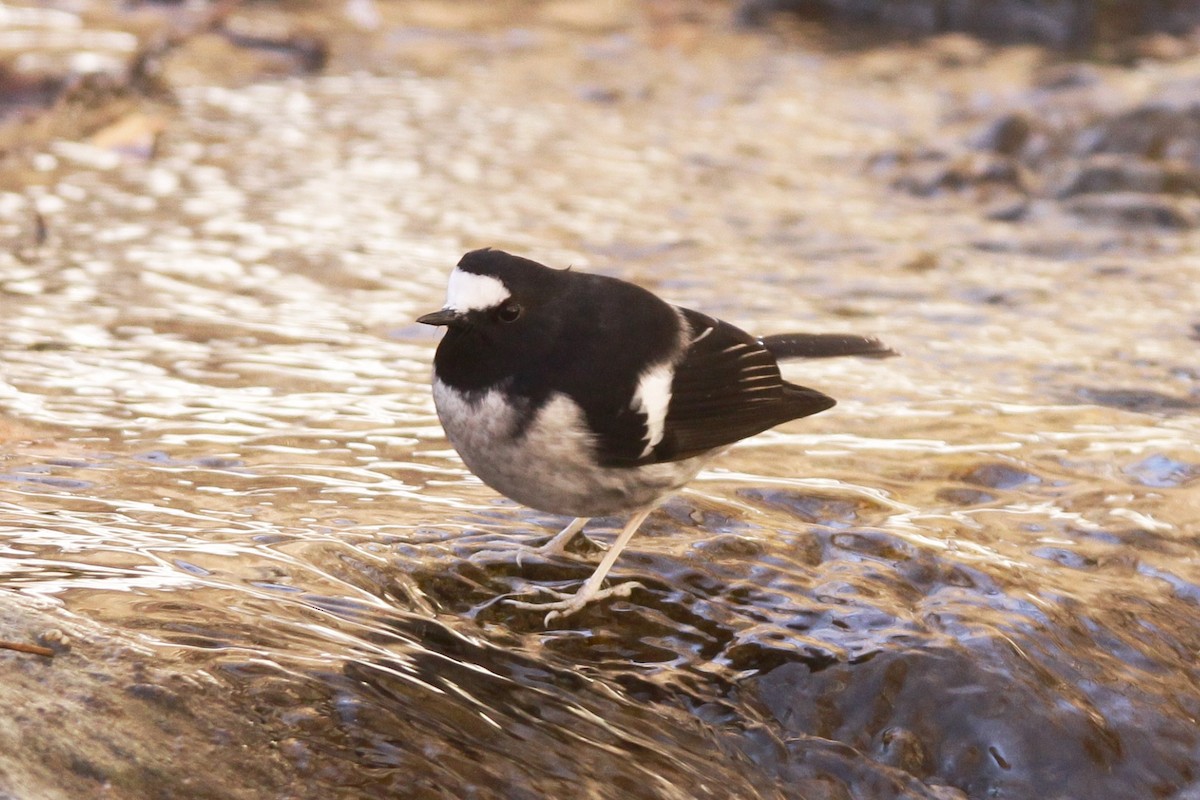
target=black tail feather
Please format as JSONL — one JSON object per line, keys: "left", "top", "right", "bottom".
{"left": 760, "top": 333, "right": 897, "bottom": 360}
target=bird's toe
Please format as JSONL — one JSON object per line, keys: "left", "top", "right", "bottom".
{"left": 504, "top": 580, "right": 646, "bottom": 626}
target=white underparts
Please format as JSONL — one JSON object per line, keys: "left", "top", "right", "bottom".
{"left": 444, "top": 267, "right": 511, "bottom": 313}
{"left": 432, "top": 379, "right": 706, "bottom": 517}
{"left": 632, "top": 363, "right": 674, "bottom": 458}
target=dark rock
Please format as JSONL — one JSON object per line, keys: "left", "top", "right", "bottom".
{"left": 973, "top": 112, "right": 1035, "bottom": 156}
{"left": 1065, "top": 192, "right": 1199, "bottom": 228}
{"left": 1084, "top": 103, "right": 1200, "bottom": 163}
{"left": 1077, "top": 386, "right": 1200, "bottom": 411}
{"left": 1056, "top": 155, "right": 1200, "bottom": 197}
{"left": 126, "top": 682, "right": 185, "bottom": 709}
{"left": 877, "top": 726, "right": 933, "bottom": 776}
{"left": 983, "top": 195, "right": 1030, "bottom": 221}
{"left": 959, "top": 463, "right": 1040, "bottom": 490}
{"left": 934, "top": 487, "right": 997, "bottom": 506}
{"left": 1033, "top": 62, "right": 1103, "bottom": 90}
{"left": 736, "top": 0, "right": 1200, "bottom": 49}
{"left": 891, "top": 152, "right": 1029, "bottom": 197}
{"left": 1123, "top": 31, "right": 1196, "bottom": 62}
{"left": 752, "top": 643, "right": 1200, "bottom": 799}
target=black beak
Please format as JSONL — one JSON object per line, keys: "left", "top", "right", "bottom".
{"left": 417, "top": 309, "right": 463, "bottom": 327}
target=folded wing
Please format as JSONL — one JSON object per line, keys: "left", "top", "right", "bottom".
{"left": 593, "top": 309, "right": 837, "bottom": 466}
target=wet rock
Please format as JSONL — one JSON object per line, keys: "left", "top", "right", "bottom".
{"left": 899, "top": 250, "right": 939, "bottom": 272}
{"left": 1084, "top": 103, "right": 1200, "bottom": 163}
{"left": 887, "top": 155, "right": 953, "bottom": 197}
{"left": 972, "top": 112, "right": 1035, "bottom": 157}
{"left": 88, "top": 111, "right": 167, "bottom": 159}
{"left": 158, "top": 32, "right": 308, "bottom": 87}
{"left": 338, "top": 637, "right": 795, "bottom": 800}
{"left": 538, "top": 0, "right": 637, "bottom": 32}
{"left": 724, "top": 635, "right": 841, "bottom": 674}
{"left": 751, "top": 642, "right": 1200, "bottom": 799}
{"left": 126, "top": 682, "right": 184, "bottom": 708}
{"left": 693, "top": 533, "right": 768, "bottom": 558}
{"left": 0, "top": 71, "right": 152, "bottom": 165}
{"left": 925, "top": 33, "right": 990, "bottom": 67}
{"left": 36, "top": 627, "right": 70, "bottom": 653}
{"left": 736, "top": 0, "right": 1200, "bottom": 48}
{"left": 877, "top": 726, "right": 933, "bottom": 776}
{"left": 0, "top": 592, "right": 304, "bottom": 800}
{"left": 1077, "top": 386, "right": 1200, "bottom": 412}
{"left": 220, "top": 9, "right": 329, "bottom": 73}
{"left": 1056, "top": 155, "right": 1200, "bottom": 197}
{"left": 1032, "top": 61, "right": 1103, "bottom": 90}
{"left": 737, "top": 0, "right": 1080, "bottom": 45}
{"left": 934, "top": 487, "right": 996, "bottom": 506}
{"left": 738, "top": 488, "right": 867, "bottom": 524}
{"left": 982, "top": 193, "right": 1030, "bottom": 221}
{"left": 889, "top": 151, "right": 1031, "bottom": 199}
{"left": 1031, "top": 546, "right": 1095, "bottom": 569}
{"left": 1122, "top": 31, "right": 1197, "bottom": 62}
{"left": 959, "top": 462, "right": 1040, "bottom": 490}
{"left": 828, "top": 530, "right": 916, "bottom": 561}
{"left": 774, "top": 735, "right": 956, "bottom": 800}
{"left": 879, "top": 51, "right": 1200, "bottom": 230}
{"left": 1065, "top": 193, "right": 1199, "bottom": 229}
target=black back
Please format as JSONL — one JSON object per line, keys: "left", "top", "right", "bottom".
{"left": 432, "top": 249, "right": 838, "bottom": 468}
{"left": 433, "top": 250, "right": 682, "bottom": 452}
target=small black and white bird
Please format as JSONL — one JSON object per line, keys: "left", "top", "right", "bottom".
{"left": 419, "top": 248, "right": 894, "bottom": 623}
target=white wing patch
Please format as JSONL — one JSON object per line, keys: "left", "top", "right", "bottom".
{"left": 632, "top": 363, "right": 674, "bottom": 458}
{"left": 444, "top": 267, "right": 511, "bottom": 313}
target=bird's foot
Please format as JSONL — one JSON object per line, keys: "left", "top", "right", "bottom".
{"left": 469, "top": 546, "right": 521, "bottom": 563}
{"left": 472, "top": 533, "right": 606, "bottom": 567}
{"left": 505, "top": 581, "right": 644, "bottom": 626}
{"left": 520, "top": 532, "right": 606, "bottom": 564}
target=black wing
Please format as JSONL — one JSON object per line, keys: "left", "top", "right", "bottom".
{"left": 650, "top": 309, "right": 835, "bottom": 462}
{"left": 592, "top": 308, "right": 834, "bottom": 467}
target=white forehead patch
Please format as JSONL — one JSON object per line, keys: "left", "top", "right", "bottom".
{"left": 444, "top": 267, "right": 511, "bottom": 313}
{"left": 632, "top": 363, "right": 674, "bottom": 458}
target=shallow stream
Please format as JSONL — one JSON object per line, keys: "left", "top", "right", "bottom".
{"left": 1, "top": 8, "right": 1199, "bottom": 799}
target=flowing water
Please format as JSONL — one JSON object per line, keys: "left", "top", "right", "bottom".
{"left": 1, "top": 11, "right": 1199, "bottom": 799}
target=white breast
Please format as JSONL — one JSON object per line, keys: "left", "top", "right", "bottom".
{"left": 432, "top": 378, "right": 709, "bottom": 517}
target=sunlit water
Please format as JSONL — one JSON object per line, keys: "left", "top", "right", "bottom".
{"left": 1, "top": 16, "right": 1199, "bottom": 800}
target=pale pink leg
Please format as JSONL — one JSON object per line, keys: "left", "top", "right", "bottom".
{"left": 507, "top": 507, "right": 654, "bottom": 625}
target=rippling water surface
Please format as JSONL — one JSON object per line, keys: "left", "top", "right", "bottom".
{"left": 1, "top": 15, "right": 1199, "bottom": 800}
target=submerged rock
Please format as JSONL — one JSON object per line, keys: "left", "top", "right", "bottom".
{"left": 736, "top": 0, "right": 1200, "bottom": 50}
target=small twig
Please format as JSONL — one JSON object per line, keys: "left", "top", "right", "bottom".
{"left": 0, "top": 639, "right": 55, "bottom": 658}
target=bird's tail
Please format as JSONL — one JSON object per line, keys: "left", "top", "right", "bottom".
{"left": 760, "top": 333, "right": 897, "bottom": 360}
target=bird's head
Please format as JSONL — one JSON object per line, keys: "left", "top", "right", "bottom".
{"left": 418, "top": 249, "right": 570, "bottom": 389}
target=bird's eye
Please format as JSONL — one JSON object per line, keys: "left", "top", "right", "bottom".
{"left": 496, "top": 302, "right": 523, "bottom": 323}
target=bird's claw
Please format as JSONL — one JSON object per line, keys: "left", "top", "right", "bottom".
{"left": 505, "top": 581, "right": 645, "bottom": 626}
{"left": 470, "top": 548, "right": 517, "bottom": 563}
{"left": 504, "top": 587, "right": 574, "bottom": 606}
{"left": 529, "top": 536, "right": 605, "bottom": 563}
{"left": 472, "top": 535, "right": 605, "bottom": 568}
